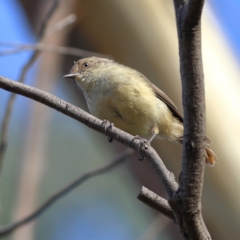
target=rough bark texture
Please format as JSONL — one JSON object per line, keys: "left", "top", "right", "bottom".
{"left": 169, "top": 0, "right": 211, "bottom": 239}
{"left": 137, "top": 186, "right": 175, "bottom": 221}
{"left": 0, "top": 76, "right": 178, "bottom": 196}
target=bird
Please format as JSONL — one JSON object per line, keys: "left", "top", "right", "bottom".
{"left": 64, "top": 56, "right": 217, "bottom": 166}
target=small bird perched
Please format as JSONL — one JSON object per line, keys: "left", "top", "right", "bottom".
{"left": 64, "top": 57, "right": 217, "bottom": 166}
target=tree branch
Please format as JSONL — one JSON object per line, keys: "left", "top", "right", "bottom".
{"left": 0, "top": 50, "right": 39, "bottom": 173}
{"left": 37, "top": 0, "right": 59, "bottom": 38}
{"left": 137, "top": 186, "right": 175, "bottom": 221}
{"left": 0, "top": 0, "right": 64, "bottom": 173}
{"left": 45, "top": 13, "right": 76, "bottom": 36}
{"left": 0, "top": 43, "right": 111, "bottom": 59}
{"left": 0, "top": 76, "right": 178, "bottom": 197}
{"left": 169, "top": 0, "right": 211, "bottom": 239}
{"left": 0, "top": 148, "right": 133, "bottom": 237}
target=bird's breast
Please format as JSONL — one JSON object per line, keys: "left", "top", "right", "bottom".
{"left": 83, "top": 78, "right": 173, "bottom": 138}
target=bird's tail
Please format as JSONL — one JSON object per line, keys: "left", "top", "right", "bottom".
{"left": 177, "top": 139, "right": 217, "bottom": 166}
{"left": 205, "top": 146, "right": 218, "bottom": 166}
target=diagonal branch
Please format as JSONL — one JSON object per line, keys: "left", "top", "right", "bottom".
{"left": 0, "top": 148, "right": 133, "bottom": 237}
{"left": 137, "top": 186, "right": 175, "bottom": 221}
{"left": 0, "top": 76, "right": 178, "bottom": 197}
{"left": 45, "top": 13, "right": 76, "bottom": 36}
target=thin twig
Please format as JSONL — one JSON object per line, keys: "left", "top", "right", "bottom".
{"left": 0, "top": 148, "right": 133, "bottom": 237}
{"left": 0, "top": 0, "right": 60, "bottom": 173}
{"left": 137, "top": 186, "right": 175, "bottom": 221}
{"left": 45, "top": 13, "right": 77, "bottom": 36}
{"left": 0, "top": 42, "right": 25, "bottom": 47}
{"left": 0, "top": 43, "right": 111, "bottom": 59}
{"left": 37, "top": 0, "right": 59, "bottom": 38}
{"left": 0, "top": 53, "right": 40, "bottom": 172}
{"left": 0, "top": 76, "right": 179, "bottom": 197}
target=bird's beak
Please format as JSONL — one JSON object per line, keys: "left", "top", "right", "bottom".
{"left": 63, "top": 73, "right": 78, "bottom": 79}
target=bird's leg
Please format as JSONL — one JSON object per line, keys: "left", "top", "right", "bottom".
{"left": 101, "top": 119, "right": 114, "bottom": 143}
{"left": 148, "top": 133, "right": 157, "bottom": 144}
{"left": 149, "top": 126, "right": 159, "bottom": 143}
{"left": 138, "top": 126, "right": 159, "bottom": 161}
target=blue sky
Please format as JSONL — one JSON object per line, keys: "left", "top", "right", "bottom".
{"left": 0, "top": 0, "right": 35, "bottom": 79}
{"left": 209, "top": 0, "right": 240, "bottom": 61}
{"left": 0, "top": 0, "right": 36, "bottom": 118}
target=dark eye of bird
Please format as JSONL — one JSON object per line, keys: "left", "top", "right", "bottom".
{"left": 83, "top": 62, "right": 89, "bottom": 68}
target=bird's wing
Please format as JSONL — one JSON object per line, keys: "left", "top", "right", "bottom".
{"left": 147, "top": 80, "right": 183, "bottom": 123}
{"left": 123, "top": 66, "right": 184, "bottom": 123}
{"left": 150, "top": 81, "right": 214, "bottom": 144}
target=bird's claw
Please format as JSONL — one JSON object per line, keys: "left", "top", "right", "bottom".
{"left": 130, "top": 136, "right": 150, "bottom": 161}
{"left": 132, "top": 135, "right": 141, "bottom": 141}
{"left": 101, "top": 119, "right": 114, "bottom": 143}
{"left": 138, "top": 139, "right": 150, "bottom": 161}
{"left": 140, "top": 139, "right": 150, "bottom": 150}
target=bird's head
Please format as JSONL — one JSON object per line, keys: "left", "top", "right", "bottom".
{"left": 64, "top": 57, "right": 114, "bottom": 91}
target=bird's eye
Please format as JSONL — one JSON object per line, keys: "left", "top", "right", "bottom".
{"left": 83, "top": 62, "right": 89, "bottom": 68}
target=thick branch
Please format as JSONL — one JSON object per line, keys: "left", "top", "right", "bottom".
{"left": 183, "top": 0, "right": 205, "bottom": 29}
{"left": 173, "top": 0, "right": 205, "bottom": 30}
{"left": 169, "top": 0, "right": 211, "bottom": 239}
{"left": 0, "top": 149, "right": 133, "bottom": 237}
{"left": 0, "top": 76, "right": 178, "bottom": 197}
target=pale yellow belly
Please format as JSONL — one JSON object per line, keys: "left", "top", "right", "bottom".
{"left": 85, "top": 77, "right": 183, "bottom": 141}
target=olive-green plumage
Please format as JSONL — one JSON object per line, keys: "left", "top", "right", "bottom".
{"left": 64, "top": 57, "right": 217, "bottom": 166}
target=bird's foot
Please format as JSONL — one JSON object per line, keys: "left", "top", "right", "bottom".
{"left": 129, "top": 135, "right": 142, "bottom": 148}
{"left": 138, "top": 139, "right": 150, "bottom": 161}
{"left": 101, "top": 119, "right": 114, "bottom": 143}
{"left": 131, "top": 135, "right": 141, "bottom": 142}
{"left": 148, "top": 132, "right": 157, "bottom": 144}
{"left": 130, "top": 136, "right": 150, "bottom": 161}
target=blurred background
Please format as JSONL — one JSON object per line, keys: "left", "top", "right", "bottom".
{"left": 0, "top": 0, "right": 240, "bottom": 239}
